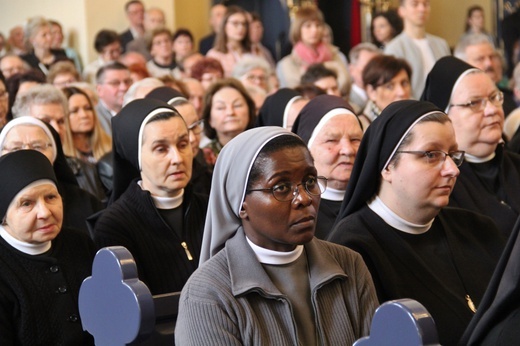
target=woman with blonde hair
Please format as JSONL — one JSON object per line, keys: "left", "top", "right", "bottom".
{"left": 61, "top": 86, "right": 111, "bottom": 164}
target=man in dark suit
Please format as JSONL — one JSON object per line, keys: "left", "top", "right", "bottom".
{"left": 198, "top": 3, "right": 226, "bottom": 55}
{"left": 120, "top": 0, "right": 145, "bottom": 53}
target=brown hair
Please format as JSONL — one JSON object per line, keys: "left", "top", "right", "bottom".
{"left": 362, "top": 55, "right": 412, "bottom": 89}
{"left": 289, "top": 6, "right": 324, "bottom": 44}
{"left": 46, "top": 61, "right": 80, "bottom": 85}
{"left": 190, "top": 57, "right": 224, "bottom": 81}
{"left": 213, "top": 5, "right": 251, "bottom": 53}
{"left": 202, "top": 78, "right": 256, "bottom": 140}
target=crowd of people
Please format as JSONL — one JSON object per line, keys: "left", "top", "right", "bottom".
{"left": 1, "top": 0, "right": 520, "bottom": 344}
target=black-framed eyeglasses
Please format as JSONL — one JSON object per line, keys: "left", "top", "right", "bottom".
{"left": 396, "top": 150, "right": 465, "bottom": 167}
{"left": 247, "top": 176, "right": 328, "bottom": 202}
{"left": 188, "top": 119, "right": 204, "bottom": 135}
{"left": 449, "top": 91, "right": 504, "bottom": 112}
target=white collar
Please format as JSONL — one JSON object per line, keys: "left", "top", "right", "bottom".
{"left": 464, "top": 151, "right": 496, "bottom": 163}
{"left": 368, "top": 196, "right": 433, "bottom": 234}
{"left": 0, "top": 225, "right": 51, "bottom": 255}
{"left": 246, "top": 236, "right": 303, "bottom": 265}
{"left": 137, "top": 180, "right": 183, "bottom": 209}
{"left": 321, "top": 186, "right": 345, "bottom": 201}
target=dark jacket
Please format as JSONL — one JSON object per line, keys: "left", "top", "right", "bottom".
{"left": 0, "top": 228, "right": 96, "bottom": 345}
{"left": 329, "top": 206, "right": 505, "bottom": 346}
{"left": 93, "top": 180, "right": 208, "bottom": 295}
{"left": 449, "top": 145, "right": 520, "bottom": 236}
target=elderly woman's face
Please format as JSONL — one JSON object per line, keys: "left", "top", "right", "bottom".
{"left": 300, "top": 20, "right": 323, "bottom": 47}
{"left": 240, "top": 67, "right": 268, "bottom": 91}
{"left": 2, "top": 125, "right": 55, "bottom": 163}
{"left": 310, "top": 114, "right": 363, "bottom": 190}
{"left": 209, "top": 87, "right": 250, "bottom": 142}
{"left": 5, "top": 183, "right": 63, "bottom": 244}
{"left": 140, "top": 116, "right": 193, "bottom": 198}
{"left": 447, "top": 73, "right": 504, "bottom": 157}
{"left": 240, "top": 145, "right": 319, "bottom": 251}
{"left": 382, "top": 121, "right": 459, "bottom": 220}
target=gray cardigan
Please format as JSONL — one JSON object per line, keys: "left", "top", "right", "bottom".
{"left": 175, "top": 228, "right": 378, "bottom": 345}
{"left": 384, "top": 32, "right": 450, "bottom": 99}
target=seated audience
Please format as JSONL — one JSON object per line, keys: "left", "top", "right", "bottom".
{"left": 359, "top": 54, "right": 412, "bottom": 129}
{"left": 276, "top": 6, "right": 349, "bottom": 90}
{"left": 201, "top": 78, "right": 256, "bottom": 168}
{"left": 172, "top": 28, "right": 195, "bottom": 67}
{"left": 292, "top": 94, "right": 362, "bottom": 239}
{"left": 0, "top": 116, "right": 103, "bottom": 235}
{"left": 83, "top": 30, "right": 122, "bottom": 84}
{"left": 255, "top": 87, "right": 307, "bottom": 130}
{"left": 329, "top": 100, "right": 505, "bottom": 345}
{"left": 300, "top": 63, "right": 342, "bottom": 97}
{"left": 0, "top": 54, "right": 28, "bottom": 79}
{"left": 47, "top": 60, "right": 80, "bottom": 88}
{"left": 231, "top": 56, "right": 271, "bottom": 93}
{"left": 49, "top": 20, "right": 83, "bottom": 72}
{"left": 0, "top": 150, "right": 96, "bottom": 345}
{"left": 190, "top": 57, "right": 224, "bottom": 90}
{"left": 422, "top": 56, "right": 520, "bottom": 236}
{"left": 92, "top": 98, "right": 208, "bottom": 295}
{"left": 370, "top": 10, "right": 403, "bottom": 49}
{"left": 176, "top": 126, "right": 378, "bottom": 345}
{"left": 20, "top": 17, "right": 69, "bottom": 77}
{"left": 146, "top": 28, "right": 178, "bottom": 79}
{"left": 206, "top": 6, "right": 255, "bottom": 77}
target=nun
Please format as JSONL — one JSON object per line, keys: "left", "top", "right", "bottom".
{"left": 0, "top": 150, "right": 95, "bottom": 345}
{"left": 422, "top": 56, "right": 520, "bottom": 236}
{"left": 92, "top": 98, "right": 208, "bottom": 295}
{"left": 175, "top": 126, "right": 378, "bottom": 345}
{"left": 0, "top": 116, "right": 103, "bottom": 236}
{"left": 255, "top": 87, "right": 308, "bottom": 130}
{"left": 292, "top": 94, "right": 363, "bottom": 239}
{"left": 328, "top": 100, "right": 505, "bottom": 345}
{"left": 145, "top": 86, "right": 212, "bottom": 195}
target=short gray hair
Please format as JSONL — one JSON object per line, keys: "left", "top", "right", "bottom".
{"left": 231, "top": 56, "right": 272, "bottom": 79}
{"left": 348, "top": 42, "right": 380, "bottom": 65}
{"left": 454, "top": 33, "right": 495, "bottom": 61}
{"left": 12, "top": 84, "right": 68, "bottom": 118}
{"left": 123, "top": 77, "right": 164, "bottom": 105}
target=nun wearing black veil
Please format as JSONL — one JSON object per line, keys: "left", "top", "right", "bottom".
{"left": 92, "top": 98, "right": 208, "bottom": 295}
{"left": 292, "top": 94, "right": 363, "bottom": 239}
{"left": 175, "top": 126, "right": 377, "bottom": 345}
{"left": 328, "top": 100, "right": 505, "bottom": 345}
{"left": 0, "top": 150, "right": 95, "bottom": 345}
{"left": 0, "top": 116, "right": 103, "bottom": 236}
{"left": 422, "top": 56, "right": 520, "bottom": 236}
{"left": 255, "top": 87, "right": 306, "bottom": 129}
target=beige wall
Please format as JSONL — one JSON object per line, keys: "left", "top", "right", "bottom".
{"left": 426, "top": 0, "right": 494, "bottom": 49}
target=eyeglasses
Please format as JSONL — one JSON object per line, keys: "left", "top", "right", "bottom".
{"left": 396, "top": 150, "right": 465, "bottom": 167}
{"left": 246, "top": 74, "right": 267, "bottom": 83}
{"left": 449, "top": 91, "right": 504, "bottom": 112}
{"left": 228, "top": 20, "right": 247, "bottom": 28}
{"left": 2, "top": 142, "right": 53, "bottom": 153}
{"left": 188, "top": 119, "right": 204, "bottom": 135}
{"left": 247, "top": 176, "right": 328, "bottom": 202}
{"left": 104, "top": 79, "right": 133, "bottom": 87}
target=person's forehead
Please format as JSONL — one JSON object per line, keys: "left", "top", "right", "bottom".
{"left": 6, "top": 124, "right": 48, "bottom": 140}
{"left": 466, "top": 43, "right": 495, "bottom": 57}
{"left": 1, "top": 56, "right": 23, "bottom": 67}
{"left": 105, "top": 69, "right": 130, "bottom": 79}
{"left": 143, "top": 116, "right": 187, "bottom": 140}
{"left": 454, "top": 73, "right": 495, "bottom": 97}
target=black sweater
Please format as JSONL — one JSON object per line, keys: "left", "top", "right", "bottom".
{"left": 0, "top": 228, "right": 96, "bottom": 345}
{"left": 93, "top": 181, "right": 208, "bottom": 295}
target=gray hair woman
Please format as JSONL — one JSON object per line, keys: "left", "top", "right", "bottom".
{"left": 176, "top": 126, "right": 377, "bottom": 345}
